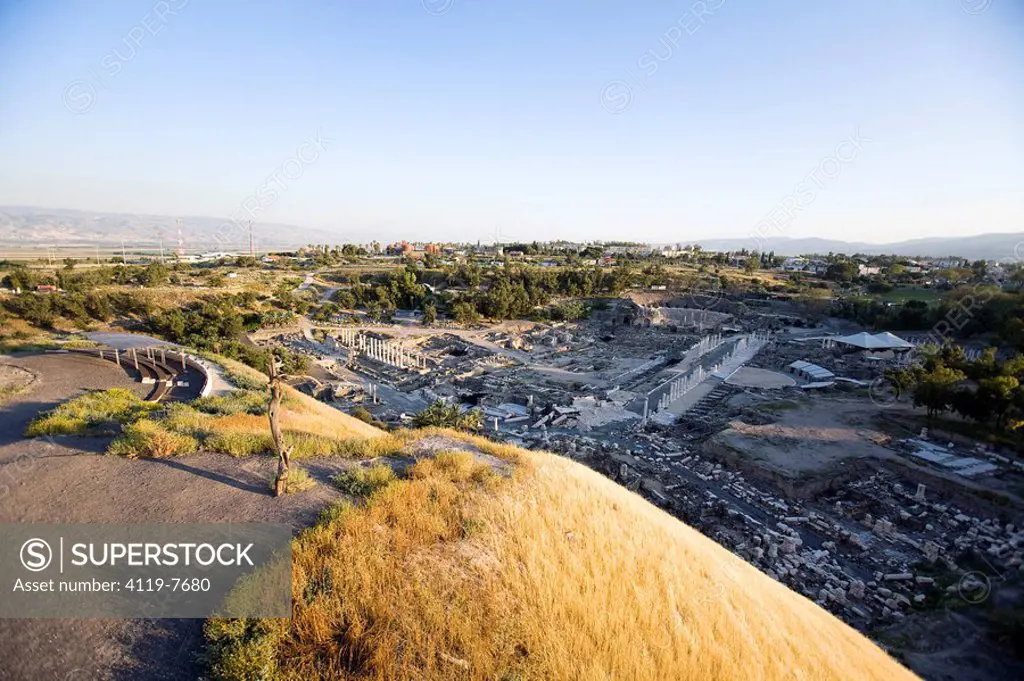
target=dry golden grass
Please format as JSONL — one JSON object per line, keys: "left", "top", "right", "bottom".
{"left": 112, "top": 390, "right": 387, "bottom": 459}
{"left": 199, "top": 353, "right": 385, "bottom": 442}
{"left": 105, "top": 352, "right": 385, "bottom": 458}
{"left": 205, "top": 430, "right": 917, "bottom": 681}
{"left": 272, "top": 466, "right": 317, "bottom": 495}
{"left": 278, "top": 385, "right": 385, "bottom": 441}
{"left": 107, "top": 419, "right": 198, "bottom": 458}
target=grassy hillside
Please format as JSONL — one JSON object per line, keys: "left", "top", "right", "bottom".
{"left": 205, "top": 428, "right": 918, "bottom": 681}
{"left": 23, "top": 353, "right": 385, "bottom": 456}
{"left": 207, "top": 354, "right": 384, "bottom": 441}
{"left": 16, "top": 351, "right": 917, "bottom": 678}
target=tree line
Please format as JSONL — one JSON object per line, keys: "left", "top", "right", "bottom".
{"left": 887, "top": 345, "right": 1024, "bottom": 436}
{"left": 833, "top": 288, "right": 1024, "bottom": 351}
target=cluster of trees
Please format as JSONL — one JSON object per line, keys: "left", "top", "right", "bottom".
{"left": 324, "top": 263, "right": 636, "bottom": 324}
{"left": 313, "top": 259, "right": 719, "bottom": 324}
{"left": 833, "top": 288, "right": 1024, "bottom": 351}
{"left": 1, "top": 290, "right": 154, "bottom": 329}
{"left": 0, "top": 279, "right": 307, "bottom": 374}
{"left": 148, "top": 296, "right": 253, "bottom": 346}
{"left": 298, "top": 244, "right": 370, "bottom": 265}
{"left": 446, "top": 265, "right": 639, "bottom": 321}
{"left": 324, "top": 267, "right": 429, "bottom": 322}
{"left": 445, "top": 262, "right": 641, "bottom": 296}
{"left": 148, "top": 296, "right": 307, "bottom": 373}
{"left": 493, "top": 241, "right": 642, "bottom": 259}
{"left": 1, "top": 262, "right": 172, "bottom": 293}
{"left": 412, "top": 400, "right": 483, "bottom": 432}
{"left": 538, "top": 300, "right": 591, "bottom": 322}
{"left": 887, "top": 345, "right": 1024, "bottom": 432}
{"left": 350, "top": 267, "right": 427, "bottom": 312}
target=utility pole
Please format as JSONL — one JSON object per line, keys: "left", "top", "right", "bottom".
{"left": 121, "top": 240, "right": 127, "bottom": 265}
{"left": 176, "top": 218, "right": 185, "bottom": 259}
{"left": 159, "top": 233, "right": 165, "bottom": 262}
{"left": 248, "top": 221, "right": 255, "bottom": 259}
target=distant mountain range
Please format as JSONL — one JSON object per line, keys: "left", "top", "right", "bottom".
{"left": 0, "top": 206, "right": 341, "bottom": 253}
{"left": 687, "top": 233, "right": 1024, "bottom": 262}
{"left": 1, "top": 206, "right": 1020, "bottom": 261}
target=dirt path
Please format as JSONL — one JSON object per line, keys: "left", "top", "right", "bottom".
{"left": 0, "top": 352, "right": 356, "bottom": 681}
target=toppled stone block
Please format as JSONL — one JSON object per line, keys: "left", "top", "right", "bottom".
{"left": 884, "top": 573, "right": 913, "bottom": 582}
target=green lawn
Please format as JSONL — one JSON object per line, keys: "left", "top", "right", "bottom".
{"left": 876, "top": 288, "right": 944, "bottom": 304}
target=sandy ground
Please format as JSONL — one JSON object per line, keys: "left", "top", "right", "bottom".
{"left": 0, "top": 352, "right": 354, "bottom": 681}
{"left": 712, "top": 396, "right": 896, "bottom": 475}
{"left": 0, "top": 363, "right": 36, "bottom": 394}
{"left": 724, "top": 366, "right": 796, "bottom": 389}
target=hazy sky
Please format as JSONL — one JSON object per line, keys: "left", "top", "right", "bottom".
{"left": 0, "top": 0, "right": 1021, "bottom": 244}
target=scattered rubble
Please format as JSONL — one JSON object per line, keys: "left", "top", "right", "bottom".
{"left": 262, "top": 304, "right": 1023, "bottom": 673}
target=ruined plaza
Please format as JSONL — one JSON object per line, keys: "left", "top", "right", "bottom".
{"left": 243, "top": 293, "right": 1024, "bottom": 678}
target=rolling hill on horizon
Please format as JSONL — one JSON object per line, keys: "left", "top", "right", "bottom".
{"left": 688, "top": 233, "right": 1024, "bottom": 261}
{"left": 0, "top": 205, "right": 342, "bottom": 253}
{"left": 1, "top": 205, "right": 1019, "bottom": 261}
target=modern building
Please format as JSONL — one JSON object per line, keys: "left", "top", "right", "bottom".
{"left": 829, "top": 331, "right": 914, "bottom": 356}
{"left": 787, "top": 360, "right": 836, "bottom": 383}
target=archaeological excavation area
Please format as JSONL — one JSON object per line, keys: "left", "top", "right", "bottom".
{"left": 250, "top": 296, "right": 1024, "bottom": 681}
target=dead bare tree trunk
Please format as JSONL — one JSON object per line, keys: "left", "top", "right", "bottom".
{"left": 268, "top": 359, "right": 292, "bottom": 497}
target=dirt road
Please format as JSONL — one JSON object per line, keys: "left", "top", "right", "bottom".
{"left": 0, "top": 352, "right": 352, "bottom": 681}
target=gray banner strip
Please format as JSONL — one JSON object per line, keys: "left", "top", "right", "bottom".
{"left": 1, "top": 524, "right": 292, "bottom": 618}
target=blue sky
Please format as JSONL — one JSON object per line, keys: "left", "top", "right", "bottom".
{"left": 0, "top": 0, "right": 1021, "bottom": 244}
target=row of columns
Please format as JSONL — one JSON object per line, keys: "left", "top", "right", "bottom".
{"left": 331, "top": 329, "right": 426, "bottom": 370}
{"left": 655, "top": 365, "right": 708, "bottom": 412}
{"left": 694, "top": 333, "right": 724, "bottom": 355}
{"left": 650, "top": 331, "right": 772, "bottom": 414}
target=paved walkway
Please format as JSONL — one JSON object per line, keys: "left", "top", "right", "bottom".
{"left": 84, "top": 331, "right": 176, "bottom": 349}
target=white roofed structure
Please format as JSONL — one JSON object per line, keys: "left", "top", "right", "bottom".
{"left": 872, "top": 332, "right": 913, "bottom": 349}
{"left": 834, "top": 332, "right": 886, "bottom": 350}
{"left": 787, "top": 360, "right": 836, "bottom": 382}
{"left": 832, "top": 331, "right": 913, "bottom": 352}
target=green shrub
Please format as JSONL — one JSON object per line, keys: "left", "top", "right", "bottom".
{"left": 219, "top": 364, "right": 268, "bottom": 392}
{"left": 25, "top": 388, "right": 158, "bottom": 437}
{"left": 351, "top": 405, "right": 374, "bottom": 423}
{"left": 332, "top": 464, "right": 396, "bottom": 497}
{"left": 192, "top": 390, "right": 267, "bottom": 416}
{"left": 412, "top": 400, "right": 483, "bottom": 432}
{"left": 203, "top": 618, "right": 284, "bottom": 681}
{"left": 108, "top": 419, "right": 198, "bottom": 458}
{"left": 161, "top": 403, "right": 214, "bottom": 437}
{"left": 206, "top": 431, "right": 274, "bottom": 457}
{"left": 350, "top": 406, "right": 386, "bottom": 429}
{"left": 271, "top": 466, "right": 316, "bottom": 495}
{"left": 285, "top": 432, "right": 339, "bottom": 458}
{"left": 316, "top": 499, "right": 354, "bottom": 527}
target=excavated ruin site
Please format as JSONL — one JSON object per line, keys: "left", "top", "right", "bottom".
{"left": 253, "top": 296, "right": 1024, "bottom": 681}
